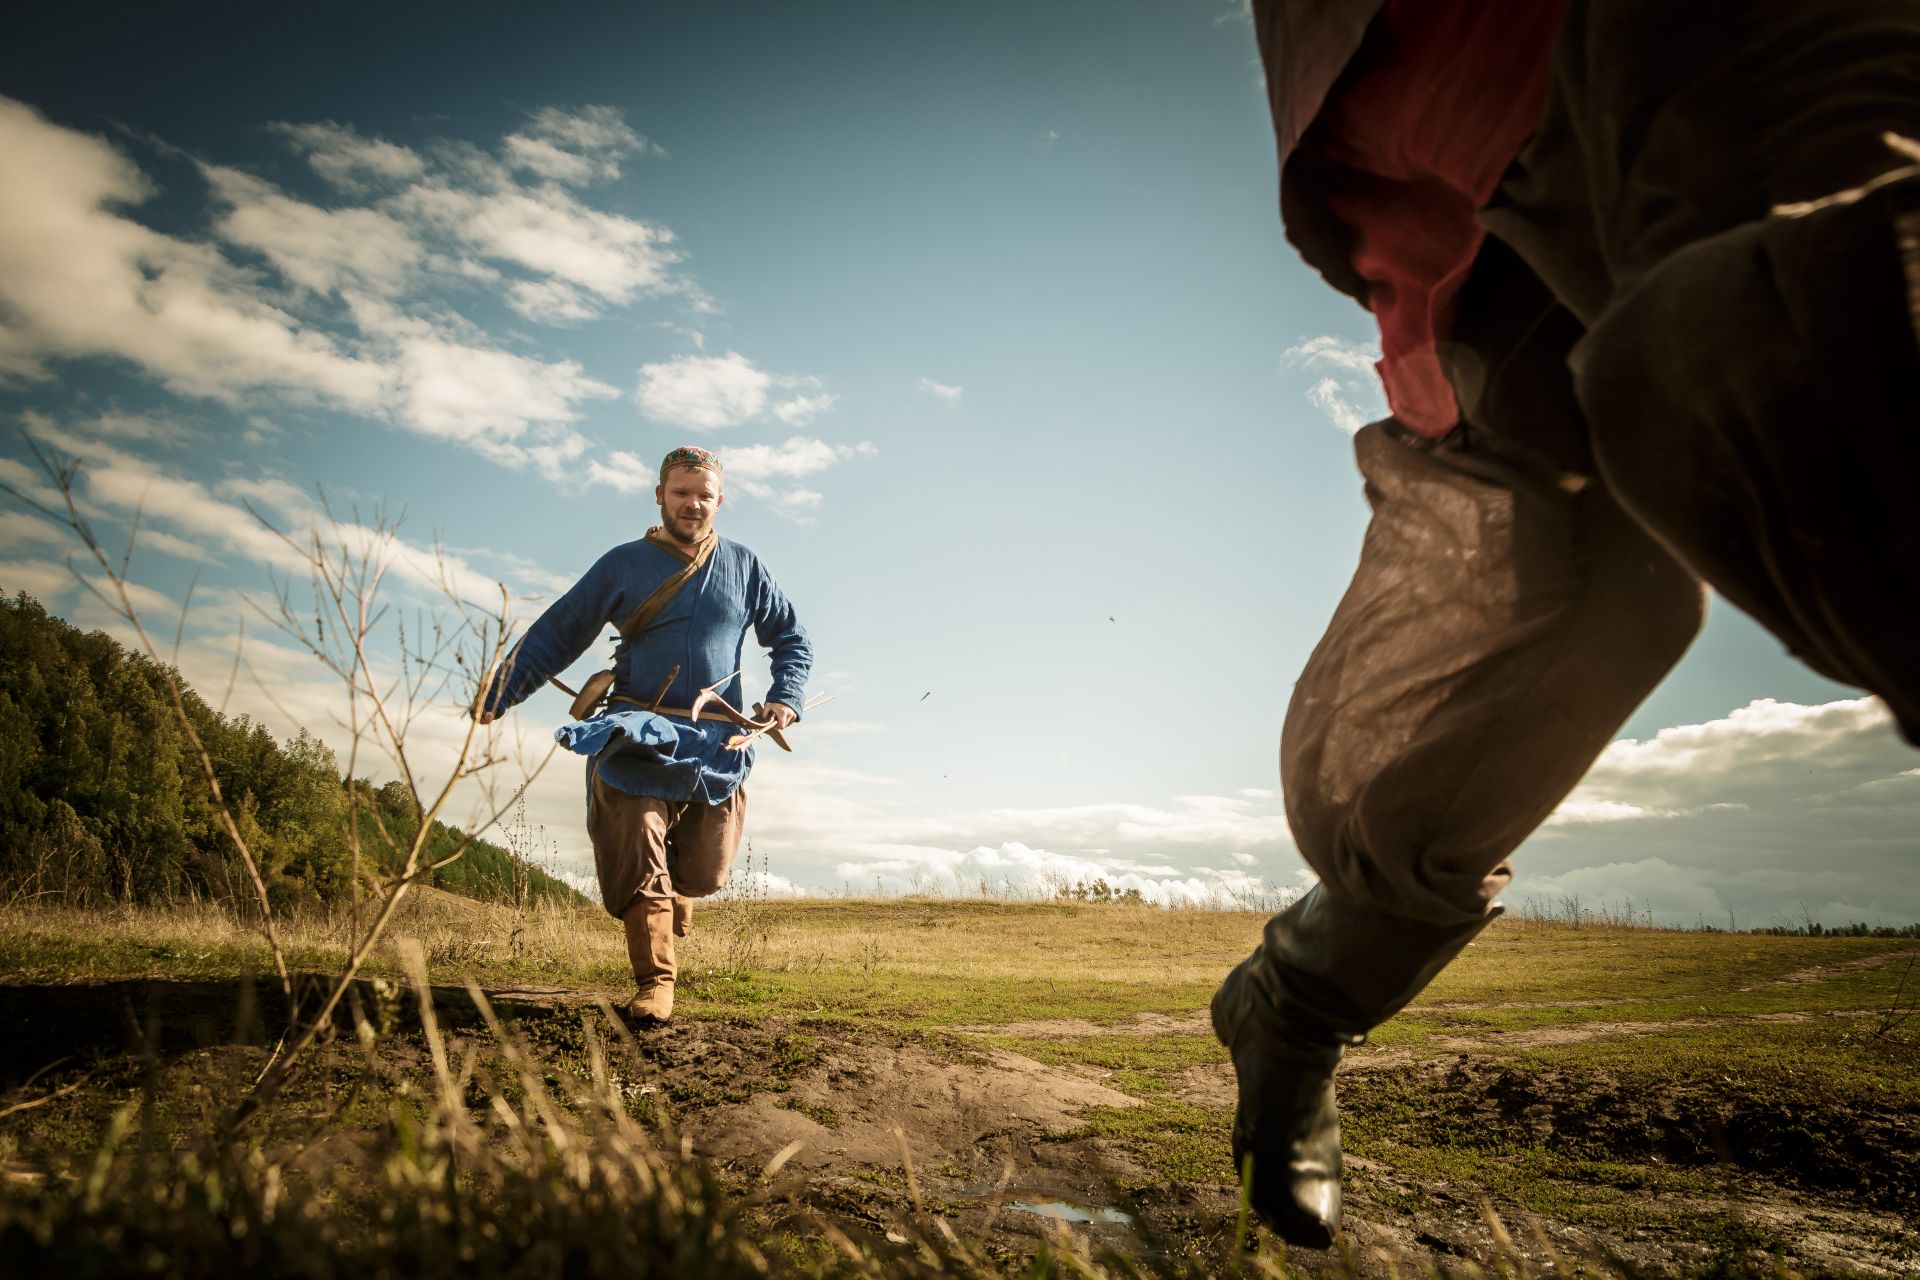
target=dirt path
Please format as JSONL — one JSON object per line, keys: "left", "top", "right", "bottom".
{"left": 1734, "top": 946, "right": 1920, "bottom": 992}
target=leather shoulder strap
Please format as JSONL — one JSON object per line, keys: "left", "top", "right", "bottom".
{"left": 615, "top": 530, "right": 716, "bottom": 642}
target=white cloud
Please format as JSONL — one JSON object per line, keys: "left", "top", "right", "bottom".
{"left": 719, "top": 690, "right": 1920, "bottom": 925}
{"left": 506, "top": 279, "right": 598, "bottom": 324}
{"left": 83, "top": 410, "right": 194, "bottom": 446}
{"left": 0, "top": 557, "right": 79, "bottom": 602}
{"left": 1517, "top": 857, "right": 1732, "bottom": 925}
{"left": 0, "top": 97, "right": 391, "bottom": 408}
{"left": 0, "top": 508, "right": 77, "bottom": 553}
{"left": 271, "top": 120, "right": 426, "bottom": 191}
{"left": 1286, "top": 335, "right": 1378, "bottom": 374}
{"left": 582, "top": 449, "right": 658, "bottom": 495}
{"left": 1305, "top": 377, "right": 1370, "bottom": 434}
{"left": 503, "top": 106, "right": 660, "bottom": 186}
{"left": 203, "top": 163, "right": 423, "bottom": 296}
{"left": 14, "top": 414, "right": 551, "bottom": 609}
{"left": 916, "top": 376, "right": 963, "bottom": 405}
{"left": 635, "top": 351, "right": 771, "bottom": 429}
{"left": 1285, "top": 335, "right": 1384, "bottom": 434}
{"left": 1555, "top": 697, "right": 1900, "bottom": 818}
{"left": 635, "top": 352, "right": 835, "bottom": 431}
{"left": 719, "top": 436, "right": 871, "bottom": 490}
{"left": 833, "top": 841, "right": 1257, "bottom": 906}
{"left": 1545, "top": 797, "right": 1671, "bottom": 826}
{"left": 771, "top": 489, "right": 825, "bottom": 521}
{"left": 381, "top": 328, "right": 614, "bottom": 463}
{"left": 0, "top": 99, "right": 622, "bottom": 475}
{"left": 399, "top": 178, "right": 680, "bottom": 308}
{"left": 728, "top": 752, "right": 1303, "bottom": 907}
{"left": 585, "top": 435, "right": 872, "bottom": 519}
{"left": 1515, "top": 697, "right": 1920, "bottom": 925}
{"left": 771, "top": 391, "right": 839, "bottom": 426}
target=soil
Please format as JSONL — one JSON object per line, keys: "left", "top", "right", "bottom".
{"left": 3, "top": 977, "right": 1916, "bottom": 1277}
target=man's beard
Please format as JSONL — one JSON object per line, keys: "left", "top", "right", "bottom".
{"left": 660, "top": 508, "right": 711, "bottom": 544}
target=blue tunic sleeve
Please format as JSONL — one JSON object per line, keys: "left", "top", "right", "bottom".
{"left": 482, "top": 551, "right": 617, "bottom": 716}
{"left": 749, "top": 555, "right": 812, "bottom": 715}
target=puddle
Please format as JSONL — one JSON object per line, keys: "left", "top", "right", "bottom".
{"left": 1007, "top": 1200, "right": 1134, "bottom": 1226}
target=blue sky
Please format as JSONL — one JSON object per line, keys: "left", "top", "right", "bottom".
{"left": 2, "top": 0, "right": 1914, "bottom": 925}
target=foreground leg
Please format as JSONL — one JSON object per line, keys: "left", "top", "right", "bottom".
{"left": 585, "top": 763, "right": 681, "bottom": 1024}
{"left": 1220, "top": 421, "right": 1701, "bottom": 1244}
{"left": 621, "top": 897, "right": 678, "bottom": 1024}
{"left": 1212, "top": 886, "right": 1493, "bottom": 1246}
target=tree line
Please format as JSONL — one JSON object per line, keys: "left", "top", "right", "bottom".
{"left": 0, "top": 592, "right": 577, "bottom": 910}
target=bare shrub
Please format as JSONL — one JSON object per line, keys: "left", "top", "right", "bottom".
{"left": 5, "top": 440, "right": 551, "bottom": 1131}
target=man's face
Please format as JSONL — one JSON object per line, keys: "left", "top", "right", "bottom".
{"left": 654, "top": 465, "right": 723, "bottom": 543}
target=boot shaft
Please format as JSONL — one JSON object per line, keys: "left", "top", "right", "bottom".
{"left": 1249, "top": 885, "right": 1499, "bottom": 1043}
{"left": 623, "top": 899, "right": 678, "bottom": 989}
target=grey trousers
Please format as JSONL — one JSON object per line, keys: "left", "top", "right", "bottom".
{"left": 1285, "top": 0, "right": 1920, "bottom": 925}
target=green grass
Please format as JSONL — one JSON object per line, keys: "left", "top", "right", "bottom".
{"left": 1070, "top": 1098, "right": 1233, "bottom": 1186}
{"left": 1425, "top": 927, "right": 1912, "bottom": 1004}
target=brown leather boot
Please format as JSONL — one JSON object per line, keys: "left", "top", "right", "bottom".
{"left": 672, "top": 896, "right": 693, "bottom": 938}
{"left": 622, "top": 898, "right": 677, "bottom": 1025}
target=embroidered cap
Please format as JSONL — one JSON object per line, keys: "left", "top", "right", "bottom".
{"left": 659, "top": 445, "right": 723, "bottom": 481}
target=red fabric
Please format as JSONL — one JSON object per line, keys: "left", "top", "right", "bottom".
{"left": 1302, "top": 0, "right": 1569, "bottom": 435}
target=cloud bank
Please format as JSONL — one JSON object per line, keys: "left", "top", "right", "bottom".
{"left": 0, "top": 97, "right": 858, "bottom": 512}
{"left": 1517, "top": 697, "right": 1920, "bottom": 926}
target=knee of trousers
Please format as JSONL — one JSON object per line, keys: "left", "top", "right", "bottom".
{"left": 674, "top": 868, "right": 730, "bottom": 898}
{"left": 1280, "top": 432, "right": 1704, "bottom": 925}
{"left": 1573, "top": 191, "right": 1920, "bottom": 731}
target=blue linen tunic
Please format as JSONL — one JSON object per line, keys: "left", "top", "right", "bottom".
{"left": 482, "top": 534, "right": 811, "bottom": 804}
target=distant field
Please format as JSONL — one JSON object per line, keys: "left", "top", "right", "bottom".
{"left": 1, "top": 894, "right": 1916, "bottom": 1278}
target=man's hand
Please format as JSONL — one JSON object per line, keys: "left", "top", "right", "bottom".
{"left": 475, "top": 708, "right": 499, "bottom": 725}
{"left": 753, "top": 701, "right": 798, "bottom": 731}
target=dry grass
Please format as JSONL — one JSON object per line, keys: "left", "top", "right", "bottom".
{"left": 9, "top": 897, "right": 1914, "bottom": 1022}
{"left": 0, "top": 895, "right": 1269, "bottom": 999}
{"left": 4, "top": 897, "right": 1915, "bottom": 1276}
{"left": 0, "top": 892, "right": 624, "bottom": 991}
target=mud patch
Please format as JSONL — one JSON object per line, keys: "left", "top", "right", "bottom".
{"left": 625, "top": 1020, "right": 1141, "bottom": 1175}
{"left": 1342, "top": 1056, "right": 1919, "bottom": 1212}
{"left": 602, "top": 1018, "right": 1177, "bottom": 1264}
{"left": 1175, "top": 1043, "right": 1920, "bottom": 1275}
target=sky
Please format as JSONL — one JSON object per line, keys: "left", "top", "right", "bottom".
{"left": 1, "top": 0, "right": 1914, "bottom": 927}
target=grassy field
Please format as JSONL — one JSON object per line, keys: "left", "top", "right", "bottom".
{"left": 1, "top": 893, "right": 1916, "bottom": 1277}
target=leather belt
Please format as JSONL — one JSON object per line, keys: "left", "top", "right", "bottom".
{"left": 609, "top": 695, "right": 752, "bottom": 727}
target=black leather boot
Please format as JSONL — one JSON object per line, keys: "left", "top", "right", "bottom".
{"left": 1210, "top": 885, "right": 1499, "bottom": 1246}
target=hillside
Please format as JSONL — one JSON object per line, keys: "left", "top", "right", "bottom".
{"left": 0, "top": 591, "right": 581, "bottom": 909}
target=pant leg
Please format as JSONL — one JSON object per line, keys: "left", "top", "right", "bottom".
{"left": 586, "top": 762, "right": 676, "bottom": 917}
{"left": 1485, "top": 0, "right": 1920, "bottom": 740}
{"left": 664, "top": 786, "right": 747, "bottom": 899}
{"left": 1283, "top": 419, "right": 1702, "bottom": 927}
